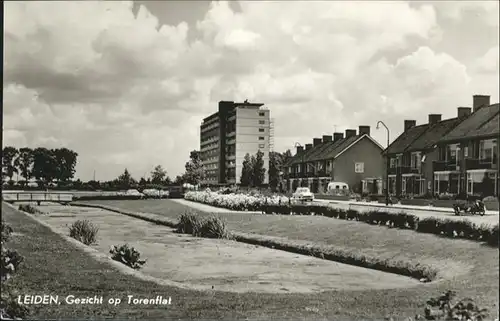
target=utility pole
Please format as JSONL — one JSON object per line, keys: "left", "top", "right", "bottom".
{"left": 377, "top": 121, "right": 390, "bottom": 206}
{"left": 93, "top": 170, "right": 96, "bottom": 181}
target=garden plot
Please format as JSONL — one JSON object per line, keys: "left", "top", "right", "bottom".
{"left": 34, "top": 204, "right": 420, "bottom": 294}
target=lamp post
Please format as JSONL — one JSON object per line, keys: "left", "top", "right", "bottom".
{"left": 377, "top": 121, "right": 390, "bottom": 206}
{"left": 294, "top": 142, "right": 304, "bottom": 186}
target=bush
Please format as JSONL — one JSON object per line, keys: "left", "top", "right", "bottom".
{"left": 423, "top": 290, "right": 489, "bottom": 321}
{"left": 176, "top": 212, "right": 204, "bottom": 236}
{"left": 68, "top": 220, "right": 99, "bottom": 245}
{"left": 109, "top": 244, "right": 146, "bottom": 270}
{"left": 18, "top": 204, "right": 43, "bottom": 215}
{"left": 176, "top": 212, "right": 231, "bottom": 239}
{"left": 199, "top": 215, "right": 231, "bottom": 239}
{"left": 0, "top": 221, "right": 29, "bottom": 320}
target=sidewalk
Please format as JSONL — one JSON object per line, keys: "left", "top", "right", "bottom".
{"left": 315, "top": 199, "right": 499, "bottom": 215}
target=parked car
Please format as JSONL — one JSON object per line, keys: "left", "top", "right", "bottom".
{"left": 327, "top": 182, "right": 349, "bottom": 195}
{"left": 125, "top": 189, "right": 144, "bottom": 198}
{"left": 292, "top": 187, "right": 314, "bottom": 202}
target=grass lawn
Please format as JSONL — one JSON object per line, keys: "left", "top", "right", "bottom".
{"left": 79, "top": 199, "right": 500, "bottom": 316}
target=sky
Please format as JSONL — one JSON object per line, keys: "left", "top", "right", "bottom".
{"left": 3, "top": 1, "right": 499, "bottom": 182}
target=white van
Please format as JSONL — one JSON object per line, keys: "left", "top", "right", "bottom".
{"left": 327, "top": 182, "right": 349, "bottom": 194}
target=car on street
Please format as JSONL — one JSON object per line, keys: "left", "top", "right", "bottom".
{"left": 125, "top": 189, "right": 144, "bottom": 198}
{"left": 292, "top": 187, "right": 314, "bottom": 202}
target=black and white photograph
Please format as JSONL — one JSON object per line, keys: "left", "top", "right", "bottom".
{"left": 1, "top": 1, "right": 499, "bottom": 320}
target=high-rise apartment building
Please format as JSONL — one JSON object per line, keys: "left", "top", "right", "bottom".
{"left": 200, "top": 100, "right": 271, "bottom": 185}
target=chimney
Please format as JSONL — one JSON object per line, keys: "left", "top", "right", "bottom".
{"left": 404, "top": 120, "right": 416, "bottom": 132}
{"left": 358, "top": 126, "right": 371, "bottom": 136}
{"left": 333, "top": 132, "right": 344, "bottom": 142}
{"left": 313, "top": 138, "right": 322, "bottom": 147}
{"left": 322, "top": 135, "right": 332, "bottom": 143}
{"left": 428, "top": 114, "right": 442, "bottom": 125}
{"left": 296, "top": 146, "right": 304, "bottom": 155}
{"left": 473, "top": 95, "right": 490, "bottom": 112}
{"left": 345, "top": 129, "right": 357, "bottom": 138}
{"left": 457, "top": 107, "right": 472, "bottom": 119}
{"left": 305, "top": 143, "right": 313, "bottom": 151}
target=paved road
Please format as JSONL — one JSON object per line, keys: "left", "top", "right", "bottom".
{"left": 314, "top": 199, "right": 499, "bottom": 226}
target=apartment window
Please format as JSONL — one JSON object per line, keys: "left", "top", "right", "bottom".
{"left": 258, "top": 136, "right": 265, "bottom": 140}
{"left": 390, "top": 158, "right": 396, "bottom": 168}
{"left": 355, "top": 162, "right": 364, "bottom": 173}
{"left": 446, "top": 143, "right": 459, "bottom": 162}
{"left": 259, "top": 144, "right": 265, "bottom": 148}
{"left": 259, "top": 128, "right": 265, "bottom": 132}
{"left": 259, "top": 112, "right": 265, "bottom": 116}
{"left": 259, "top": 120, "right": 265, "bottom": 125}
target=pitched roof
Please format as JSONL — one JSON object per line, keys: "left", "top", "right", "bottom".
{"left": 285, "top": 134, "right": 384, "bottom": 166}
{"left": 321, "top": 135, "right": 364, "bottom": 159}
{"left": 405, "top": 117, "right": 463, "bottom": 152}
{"left": 384, "top": 125, "right": 429, "bottom": 155}
{"left": 440, "top": 104, "right": 499, "bottom": 143}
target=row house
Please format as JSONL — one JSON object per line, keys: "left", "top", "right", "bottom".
{"left": 433, "top": 97, "right": 499, "bottom": 198}
{"left": 383, "top": 94, "right": 499, "bottom": 198}
{"left": 282, "top": 126, "right": 384, "bottom": 194}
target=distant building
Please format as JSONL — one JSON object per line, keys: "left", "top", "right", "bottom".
{"left": 282, "top": 126, "right": 385, "bottom": 194}
{"left": 199, "top": 100, "right": 271, "bottom": 186}
{"left": 383, "top": 94, "right": 499, "bottom": 198}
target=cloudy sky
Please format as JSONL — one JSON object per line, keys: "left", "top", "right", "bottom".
{"left": 3, "top": 1, "right": 499, "bottom": 181}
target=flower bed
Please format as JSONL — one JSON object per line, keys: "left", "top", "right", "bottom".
{"left": 184, "top": 191, "right": 499, "bottom": 247}
{"left": 184, "top": 191, "right": 290, "bottom": 211}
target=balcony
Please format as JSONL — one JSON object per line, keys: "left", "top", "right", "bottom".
{"left": 465, "top": 158, "right": 498, "bottom": 170}
{"left": 433, "top": 160, "right": 459, "bottom": 172}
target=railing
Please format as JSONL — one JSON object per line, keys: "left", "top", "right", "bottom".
{"left": 2, "top": 191, "right": 73, "bottom": 203}
{"left": 465, "top": 158, "right": 497, "bottom": 170}
{"left": 433, "top": 160, "right": 458, "bottom": 172}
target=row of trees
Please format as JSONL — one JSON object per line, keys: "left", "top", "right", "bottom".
{"left": 2, "top": 146, "right": 78, "bottom": 187}
{"left": 240, "top": 149, "right": 292, "bottom": 190}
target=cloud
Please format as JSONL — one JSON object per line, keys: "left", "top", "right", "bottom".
{"left": 3, "top": 1, "right": 499, "bottom": 181}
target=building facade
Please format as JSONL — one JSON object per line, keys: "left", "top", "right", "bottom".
{"left": 283, "top": 126, "right": 384, "bottom": 194}
{"left": 383, "top": 94, "right": 499, "bottom": 199}
{"left": 433, "top": 96, "right": 499, "bottom": 198}
{"left": 200, "top": 101, "right": 270, "bottom": 186}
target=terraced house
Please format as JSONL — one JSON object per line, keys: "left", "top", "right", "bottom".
{"left": 433, "top": 96, "right": 499, "bottom": 198}
{"left": 383, "top": 94, "right": 499, "bottom": 198}
{"left": 282, "top": 126, "right": 384, "bottom": 194}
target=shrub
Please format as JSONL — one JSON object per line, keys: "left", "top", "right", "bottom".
{"left": 176, "top": 212, "right": 204, "bottom": 236}
{"left": 199, "top": 215, "right": 231, "bottom": 239}
{"left": 1, "top": 220, "right": 13, "bottom": 244}
{"left": 109, "top": 244, "right": 146, "bottom": 270}
{"left": 18, "top": 204, "right": 43, "bottom": 215}
{"left": 0, "top": 222, "right": 29, "bottom": 320}
{"left": 423, "top": 290, "right": 489, "bottom": 321}
{"left": 68, "top": 220, "right": 99, "bottom": 245}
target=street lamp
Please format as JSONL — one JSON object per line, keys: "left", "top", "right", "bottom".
{"left": 376, "top": 121, "right": 390, "bottom": 206}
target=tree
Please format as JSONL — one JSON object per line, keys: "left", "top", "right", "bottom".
{"left": 151, "top": 165, "right": 167, "bottom": 184}
{"left": 2, "top": 146, "right": 18, "bottom": 183}
{"left": 252, "top": 150, "right": 266, "bottom": 187}
{"left": 183, "top": 150, "right": 205, "bottom": 185}
{"left": 174, "top": 175, "right": 184, "bottom": 185}
{"left": 13, "top": 148, "right": 34, "bottom": 186}
{"left": 116, "top": 168, "right": 136, "bottom": 189}
{"left": 240, "top": 153, "right": 253, "bottom": 187}
{"left": 52, "top": 148, "right": 78, "bottom": 182}
{"left": 269, "top": 151, "right": 281, "bottom": 191}
{"left": 32, "top": 147, "right": 58, "bottom": 186}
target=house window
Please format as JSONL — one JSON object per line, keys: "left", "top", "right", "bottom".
{"left": 258, "top": 136, "right": 265, "bottom": 140}
{"left": 479, "top": 139, "right": 497, "bottom": 164}
{"left": 390, "top": 158, "right": 396, "bottom": 168}
{"left": 446, "top": 143, "right": 459, "bottom": 162}
{"left": 410, "top": 152, "right": 421, "bottom": 170}
{"left": 259, "top": 120, "right": 265, "bottom": 124}
{"left": 354, "top": 162, "right": 364, "bottom": 173}
{"left": 259, "top": 112, "right": 265, "bottom": 116}
{"left": 259, "top": 128, "right": 265, "bottom": 132}
{"left": 259, "top": 144, "right": 265, "bottom": 148}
